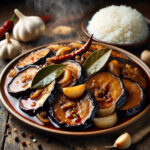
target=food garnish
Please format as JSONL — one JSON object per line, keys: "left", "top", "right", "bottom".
{"left": 47, "top": 35, "right": 93, "bottom": 63}
{"left": 31, "top": 64, "right": 65, "bottom": 89}
{"left": 83, "top": 48, "right": 112, "bottom": 76}
{"left": 62, "top": 84, "right": 86, "bottom": 99}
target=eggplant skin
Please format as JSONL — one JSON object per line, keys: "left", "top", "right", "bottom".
{"left": 108, "top": 57, "right": 147, "bottom": 89}
{"left": 19, "top": 81, "right": 57, "bottom": 116}
{"left": 118, "top": 79, "right": 146, "bottom": 117}
{"left": 16, "top": 48, "right": 54, "bottom": 70}
{"left": 49, "top": 90, "right": 97, "bottom": 130}
{"left": 59, "top": 60, "right": 86, "bottom": 87}
{"left": 86, "top": 72, "right": 126, "bottom": 110}
{"left": 7, "top": 65, "right": 40, "bottom": 98}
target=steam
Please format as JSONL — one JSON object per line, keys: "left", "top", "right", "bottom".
{"left": 25, "top": 0, "right": 94, "bottom": 21}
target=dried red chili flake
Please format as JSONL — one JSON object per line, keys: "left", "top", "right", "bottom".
{"left": 45, "top": 137, "right": 49, "bottom": 142}
{"left": 21, "top": 141, "right": 26, "bottom": 146}
{"left": 29, "top": 134, "right": 33, "bottom": 139}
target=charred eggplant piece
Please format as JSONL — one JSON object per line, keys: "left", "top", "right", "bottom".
{"left": 118, "top": 79, "right": 145, "bottom": 116}
{"left": 49, "top": 90, "right": 96, "bottom": 130}
{"left": 8, "top": 66, "right": 40, "bottom": 98}
{"left": 17, "top": 48, "right": 53, "bottom": 70}
{"left": 108, "top": 58, "right": 147, "bottom": 89}
{"left": 20, "top": 81, "right": 56, "bottom": 115}
{"left": 86, "top": 72, "right": 126, "bottom": 109}
{"left": 58, "top": 60, "right": 85, "bottom": 88}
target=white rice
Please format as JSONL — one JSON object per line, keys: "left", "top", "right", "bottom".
{"left": 87, "top": 5, "right": 149, "bottom": 44}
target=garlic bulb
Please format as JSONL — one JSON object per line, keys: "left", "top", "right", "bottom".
{"left": 13, "top": 9, "right": 45, "bottom": 42}
{"left": 0, "top": 33, "right": 21, "bottom": 59}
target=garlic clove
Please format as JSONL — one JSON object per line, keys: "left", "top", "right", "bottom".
{"left": 105, "top": 132, "right": 131, "bottom": 149}
{"left": 114, "top": 132, "right": 131, "bottom": 149}
{"left": 97, "top": 102, "right": 116, "bottom": 117}
{"left": 141, "top": 50, "right": 150, "bottom": 65}
{"left": 93, "top": 112, "right": 118, "bottom": 128}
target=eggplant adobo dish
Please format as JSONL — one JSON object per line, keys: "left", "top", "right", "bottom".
{"left": 4, "top": 36, "right": 149, "bottom": 131}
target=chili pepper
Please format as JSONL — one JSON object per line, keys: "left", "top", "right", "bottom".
{"left": 47, "top": 35, "right": 93, "bottom": 63}
{"left": 0, "top": 13, "right": 15, "bottom": 40}
{"left": 29, "top": 134, "right": 33, "bottom": 139}
{"left": 40, "top": 15, "right": 53, "bottom": 24}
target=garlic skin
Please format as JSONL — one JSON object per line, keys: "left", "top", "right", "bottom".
{"left": 0, "top": 33, "right": 21, "bottom": 59}
{"left": 114, "top": 132, "right": 131, "bottom": 149}
{"left": 141, "top": 50, "right": 150, "bottom": 65}
{"left": 13, "top": 9, "right": 45, "bottom": 42}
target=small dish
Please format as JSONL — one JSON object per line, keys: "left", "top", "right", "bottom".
{"left": 0, "top": 41, "right": 150, "bottom": 136}
{"left": 81, "top": 11, "right": 150, "bottom": 48}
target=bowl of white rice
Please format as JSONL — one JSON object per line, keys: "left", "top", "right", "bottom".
{"left": 81, "top": 5, "right": 150, "bottom": 47}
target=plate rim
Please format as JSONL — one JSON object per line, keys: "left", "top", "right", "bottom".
{"left": 0, "top": 41, "right": 150, "bottom": 136}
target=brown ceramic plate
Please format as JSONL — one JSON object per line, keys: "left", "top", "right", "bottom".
{"left": 81, "top": 11, "right": 150, "bottom": 48}
{"left": 0, "top": 41, "right": 150, "bottom": 136}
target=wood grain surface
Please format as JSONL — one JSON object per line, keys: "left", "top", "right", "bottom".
{"left": 0, "top": 0, "right": 150, "bottom": 150}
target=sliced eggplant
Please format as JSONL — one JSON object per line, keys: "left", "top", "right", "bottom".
{"left": 49, "top": 90, "right": 96, "bottom": 130}
{"left": 20, "top": 81, "right": 56, "bottom": 115}
{"left": 8, "top": 66, "right": 40, "bottom": 98}
{"left": 86, "top": 72, "right": 126, "bottom": 109}
{"left": 17, "top": 48, "right": 53, "bottom": 70}
{"left": 37, "top": 111, "right": 50, "bottom": 124}
{"left": 58, "top": 60, "right": 85, "bottom": 88}
{"left": 108, "top": 58, "right": 147, "bottom": 89}
{"left": 118, "top": 79, "right": 145, "bottom": 116}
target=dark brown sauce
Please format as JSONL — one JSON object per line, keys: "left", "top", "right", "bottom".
{"left": 3, "top": 49, "right": 150, "bottom": 132}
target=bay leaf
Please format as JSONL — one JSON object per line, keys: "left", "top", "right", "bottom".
{"left": 83, "top": 48, "right": 112, "bottom": 76}
{"left": 31, "top": 64, "right": 65, "bottom": 89}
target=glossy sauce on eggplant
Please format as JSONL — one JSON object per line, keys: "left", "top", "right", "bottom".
{"left": 3, "top": 42, "right": 150, "bottom": 131}
{"left": 49, "top": 91, "right": 96, "bottom": 129}
{"left": 17, "top": 48, "right": 51, "bottom": 69}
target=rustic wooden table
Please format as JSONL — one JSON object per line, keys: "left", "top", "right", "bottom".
{"left": 0, "top": 0, "right": 150, "bottom": 150}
